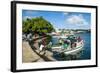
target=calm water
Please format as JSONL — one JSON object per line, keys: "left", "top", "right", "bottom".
{"left": 75, "top": 32, "right": 91, "bottom": 60}
{"left": 51, "top": 32, "right": 91, "bottom": 60}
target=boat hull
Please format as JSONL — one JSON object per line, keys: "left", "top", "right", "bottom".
{"left": 64, "top": 45, "right": 83, "bottom": 55}
{"left": 52, "top": 40, "right": 84, "bottom": 55}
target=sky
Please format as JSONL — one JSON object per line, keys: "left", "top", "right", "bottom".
{"left": 22, "top": 10, "right": 91, "bottom": 29}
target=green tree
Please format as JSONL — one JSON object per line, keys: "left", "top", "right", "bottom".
{"left": 22, "top": 16, "right": 55, "bottom": 34}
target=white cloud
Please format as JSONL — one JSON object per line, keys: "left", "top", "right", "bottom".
{"left": 66, "top": 14, "right": 88, "bottom": 26}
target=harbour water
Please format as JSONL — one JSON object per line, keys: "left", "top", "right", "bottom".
{"left": 52, "top": 32, "right": 91, "bottom": 61}
{"left": 76, "top": 32, "right": 91, "bottom": 60}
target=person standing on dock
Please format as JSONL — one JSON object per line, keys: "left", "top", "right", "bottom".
{"left": 39, "top": 39, "right": 47, "bottom": 55}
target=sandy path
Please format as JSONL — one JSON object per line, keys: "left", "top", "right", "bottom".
{"left": 22, "top": 41, "right": 44, "bottom": 63}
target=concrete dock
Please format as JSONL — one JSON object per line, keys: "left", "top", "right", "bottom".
{"left": 22, "top": 41, "right": 56, "bottom": 63}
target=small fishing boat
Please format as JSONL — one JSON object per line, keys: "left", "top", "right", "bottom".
{"left": 64, "top": 39, "right": 84, "bottom": 55}
{"left": 51, "top": 35, "right": 84, "bottom": 55}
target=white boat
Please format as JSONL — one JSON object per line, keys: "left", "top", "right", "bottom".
{"left": 52, "top": 35, "right": 67, "bottom": 38}
{"left": 51, "top": 35, "right": 84, "bottom": 55}
{"left": 64, "top": 40, "right": 84, "bottom": 55}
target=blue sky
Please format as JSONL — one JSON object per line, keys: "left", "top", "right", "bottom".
{"left": 22, "top": 10, "right": 91, "bottom": 29}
